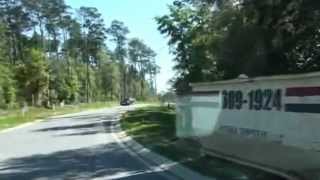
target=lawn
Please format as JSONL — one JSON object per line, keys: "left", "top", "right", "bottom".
{"left": 121, "top": 106, "right": 286, "bottom": 180}
{"left": 0, "top": 101, "right": 117, "bottom": 131}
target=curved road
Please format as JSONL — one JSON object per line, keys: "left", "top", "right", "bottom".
{"left": 0, "top": 106, "right": 177, "bottom": 180}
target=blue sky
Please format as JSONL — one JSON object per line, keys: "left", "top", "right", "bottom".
{"left": 66, "top": 0, "right": 175, "bottom": 93}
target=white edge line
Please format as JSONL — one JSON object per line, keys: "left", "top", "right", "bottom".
{"left": 110, "top": 117, "right": 180, "bottom": 180}
{"left": 0, "top": 119, "right": 45, "bottom": 134}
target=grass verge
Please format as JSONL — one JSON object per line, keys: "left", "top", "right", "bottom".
{"left": 121, "top": 106, "right": 286, "bottom": 180}
{"left": 0, "top": 101, "right": 117, "bottom": 131}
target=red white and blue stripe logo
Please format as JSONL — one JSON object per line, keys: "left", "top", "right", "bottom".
{"left": 285, "top": 87, "right": 320, "bottom": 114}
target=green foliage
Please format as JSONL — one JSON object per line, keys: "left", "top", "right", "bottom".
{"left": 0, "top": 0, "right": 159, "bottom": 109}
{"left": 99, "top": 60, "right": 121, "bottom": 100}
{"left": 159, "top": 91, "right": 176, "bottom": 104}
{"left": 15, "top": 49, "right": 49, "bottom": 106}
{"left": 156, "top": 2, "right": 221, "bottom": 93}
{"left": 49, "top": 60, "right": 80, "bottom": 104}
{"left": 0, "top": 64, "right": 16, "bottom": 108}
{"left": 128, "top": 38, "right": 158, "bottom": 98}
{"left": 107, "top": 20, "right": 129, "bottom": 63}
{"left": 157, "top": 0, "right": 320, "bottom": 93}
{"left": 107, "top": 20, "right": 130, "bottom": 100}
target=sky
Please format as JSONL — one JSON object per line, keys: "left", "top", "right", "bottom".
{"left": 66, "top": 0, "right": 175, "bottom": 93}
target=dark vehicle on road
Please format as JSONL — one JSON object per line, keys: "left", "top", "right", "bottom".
{"left": 120, "top": 98, "right": 135, "bottom": 106}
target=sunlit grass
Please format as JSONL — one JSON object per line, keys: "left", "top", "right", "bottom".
{"left": 120, "top": 106, "right": 285, "bottom": 180}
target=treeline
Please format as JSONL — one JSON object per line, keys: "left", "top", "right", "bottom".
{"left": 156, "top": 0, "right": 320, "bottom": 93}
{"left": 0, "top": 0, "right": 159, "bottom": 109}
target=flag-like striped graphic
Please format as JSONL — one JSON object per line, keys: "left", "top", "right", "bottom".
{"left": 285, "top": 87, "right": 320, "bottom": 113}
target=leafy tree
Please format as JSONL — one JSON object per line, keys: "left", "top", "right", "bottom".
{"left": 15, "top": 49, "right": 49, "bottom": 106}
{"left": 147, "top": 60, "right": 160, "bottom": 95}
{"left": 98, "top": 59, "right": 121, "bottom": 100}
{"left": 0, "top": 0, "right": 32, "bottom": 63}
{"left": 63, "top": 18, "right": 82, "bottom": 62}
{"left": 77, "top": 6, "right": 107, "bottom": 102}
{"left": 128, "top": 38, "right": 158, "bottom": 97}
{"left": 0, "top": 22, "right": 15, "bottom": 108}
{"left": 107, "top": 20, "right": 130, "bottom": 100}
{"left": 0, "top": 64, "right": 15, "bottom": 108}
{"left": 159, "top": 90, "right": 176, "bottom": 104}
{"left": 43, "top": 0, "right": 69, "bottom": 59}
{"left": 21, "top": 0, "right": 46, "bottom": 49}
{"left": 49, "top": 60, "right": 79, "bottom": 104}
{"left": 157, "top": 0, "right": 320, "bottom": 93}
{"left": 156, "top": 2, "right": 219, "bottom": 93}
{"left": 0, "top": 1, "right": 159, "bottom": 109}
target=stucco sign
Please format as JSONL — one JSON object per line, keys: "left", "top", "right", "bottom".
{"left": 176, "top": 72, "right": 320, "bottom": 180}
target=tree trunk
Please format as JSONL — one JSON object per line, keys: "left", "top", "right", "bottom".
{"left": 140, "top": 79, "right": 144, "bottom": 99}
{"left": 154, "top": 73, "right": 157, "bottom": 95}
{"left": 86, "top": 58, "right": 90, "bottom": 103}
{"left": 38, "top": 17, "right": 45, "bottom": 51}
{"left": 123, "top": 67, "right": 127, "bottom": 99}
{"left": 16, "top": 32, "right": 24, "bottom": 61}
{"left": 53, "top": 30, "right": 59, "bottom": 61}
{"left": 8, "top": 34, "right": 14, "bottom": 64}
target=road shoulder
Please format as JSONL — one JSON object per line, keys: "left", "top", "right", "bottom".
{"left": 110, "top": 108, "right": 213, "bottom": 180}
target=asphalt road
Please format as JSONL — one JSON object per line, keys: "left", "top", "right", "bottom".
{"left": 0, "top": 106, "right": 176, "bottom": 180}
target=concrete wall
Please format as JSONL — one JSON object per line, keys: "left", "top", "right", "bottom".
{"left": 176, "top": 72, "right": 320, "bottom": 179}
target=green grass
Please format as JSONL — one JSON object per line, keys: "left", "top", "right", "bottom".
{"left": 121, "top": 106, "right": 286, "bottom": 180}
{"left": 0, "top": 101, "right": 117, "bottom": 130}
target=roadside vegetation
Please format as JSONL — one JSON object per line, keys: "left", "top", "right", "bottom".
{"left": 121, "top": 106, "right": 285, "bottom": 180}
{"left": 156, "top": 0, "right": 320, "bottom": 94}
{"left": 0, "top": 0, "right": 160, "bottom": 130}
{"left": 0, "top": 0, "right": 159, "bottom": 112}
{"left": 0, "top": 101, "right": 117, "bottom": 130}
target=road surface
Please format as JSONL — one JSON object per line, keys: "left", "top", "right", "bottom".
{"left": 0, "top": 106, "right": 177, "bottom": 180}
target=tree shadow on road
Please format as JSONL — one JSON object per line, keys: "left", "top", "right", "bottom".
{"left": 48, "top": 113, "right": 120, "bottom": 122}
{"left": 0, "top": 109, "right": 173, "bottom": 179}
{"left": 32, "top": 113, "right": 121, "bottom": 137}
{"left": 0, "top": 143, "right": 167, "bottom": 180}
{"left": 34, "top": 121, "right": 116, "bottom": 132}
